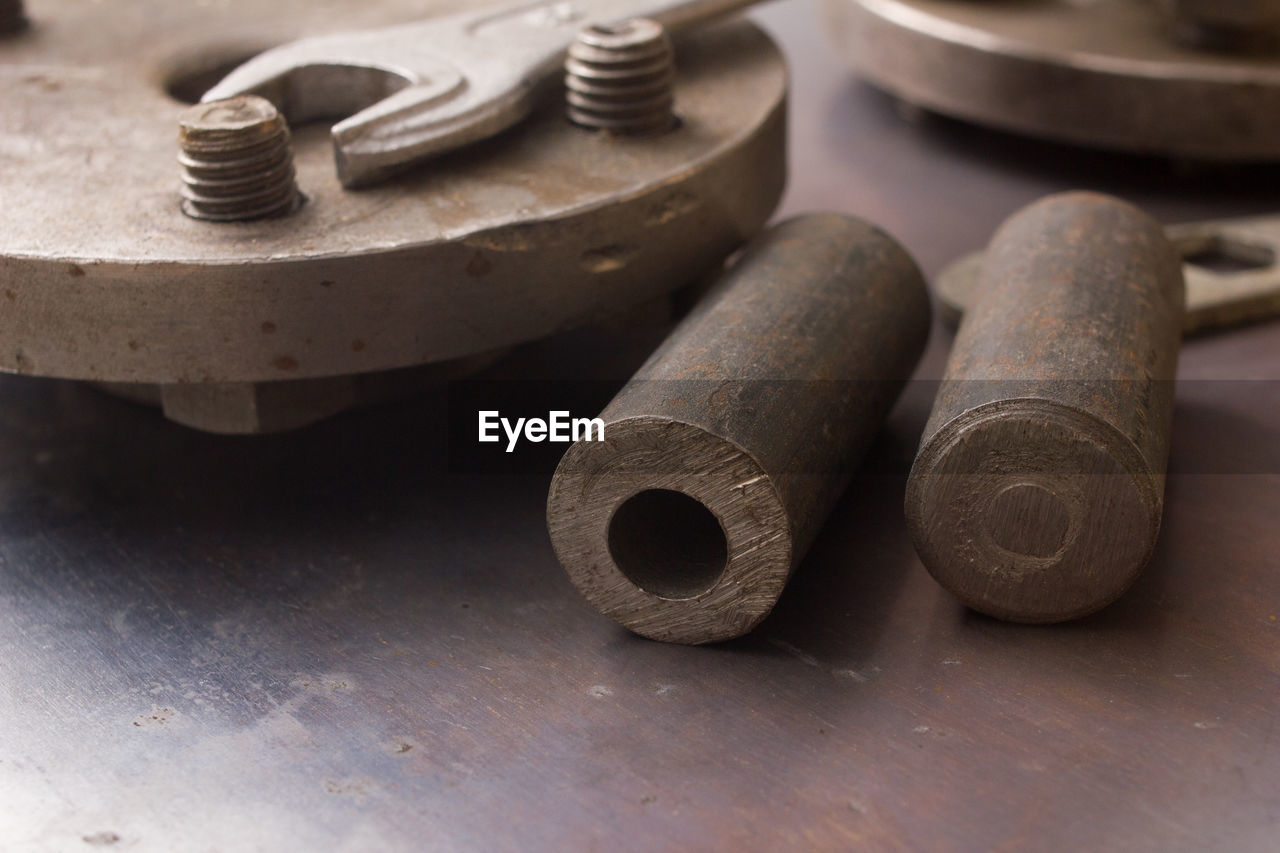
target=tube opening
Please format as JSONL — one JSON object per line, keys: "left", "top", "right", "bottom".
{"left": 608, "top": 489, "right": 727, "bottom": 600}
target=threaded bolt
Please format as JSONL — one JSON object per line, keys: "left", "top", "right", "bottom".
{"left": 565, "top": 18, "right": 677, "bottom": 136}
{"left": 177, "top": 95, "right": 301, "bottom": 223}
{"left": 0, "top": 0, "right": 29, "bottom": 35}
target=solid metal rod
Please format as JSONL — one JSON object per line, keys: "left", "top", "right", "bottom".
{"left": 906, "top": 192, "right": 1185, "bottom": 623}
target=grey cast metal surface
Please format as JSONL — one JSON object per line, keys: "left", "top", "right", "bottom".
{"left": 905, "top": 193, "right": 1185, "bottom": 624}
{"left": 547, "top": 214, "right": 929, "bottom": 644}
{"left": 0, "top": 0, "right": 786, "bottom": 386}
{"left": 2, "top": 2, "right": 1279, "bottom": 850}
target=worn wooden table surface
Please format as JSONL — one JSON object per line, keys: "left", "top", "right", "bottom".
{"left": 2, "top": 2, "right": 1278, "bottom": 850}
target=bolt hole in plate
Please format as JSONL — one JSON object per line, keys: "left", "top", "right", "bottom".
{"left": 0, "top": 0, "right": 786, "bottom": 386}
{"left": 163, "top": 45, "right": 273, "bottom": 104}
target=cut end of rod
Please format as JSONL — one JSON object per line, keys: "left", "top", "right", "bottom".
{"left": 548, "top": 417, "right": 793, "bottom": 645}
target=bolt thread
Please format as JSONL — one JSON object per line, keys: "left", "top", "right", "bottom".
{"left": 177, "top": 95, "right": 300, "bottom": 223}
{"left": 565, "top": 18, "right": 677, "bottom": 135}
{"left": 0, "top": 0, "right": 28, "bottom": 34}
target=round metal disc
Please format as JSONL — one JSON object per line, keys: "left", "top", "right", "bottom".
{"left": 823, "top": 0, "right": 1280, "bottom": 161}
{"left": 0, "top": 0, "right": 786, "bottom": 383}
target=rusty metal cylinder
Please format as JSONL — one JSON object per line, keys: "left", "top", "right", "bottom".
{"left": 547, "top": 214, "right": 931, "bottom": 644}
{"left": 906, "top": 192, "right": 1185, "bottom": 624}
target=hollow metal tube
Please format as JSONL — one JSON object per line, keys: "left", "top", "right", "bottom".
{"left": 547, "top": 213, "right": 930, "bottom": 644}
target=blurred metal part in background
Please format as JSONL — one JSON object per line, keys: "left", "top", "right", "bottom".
{"left": 823, "top": 0, "right": 1280, "bottom": 161}
{"left": 548, "top": 214, "right": 930, "bottom": 644}
{"left": 0, "top": 0, "right": 27, "bottom": 35}
{"left": 0, "top": 0, "right": 786, "bottom": 433}
{"left": 1168, "top": 0, "right": 1280, "bottom": 53}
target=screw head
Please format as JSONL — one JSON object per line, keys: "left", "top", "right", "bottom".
{"left": 576, "top": 18, "right": 666, "bottom": 51}
{"left": 178, "top": 95, "right": 284, "bottom": 147}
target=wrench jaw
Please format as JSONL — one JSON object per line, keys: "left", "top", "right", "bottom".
{"left": 208, "top": 63, "right": 424, "bottom": 128}
{"left": 331, "top": 79, "right": 533, "bottom": 188}
{"left": 198, "top": 33, "right": 534, "bottom": 188}
{"left": 201, "top": 33, "right": 419, "bottom": 119}
{"left": 194, "top": 0, "right": 765, "bottom": 187}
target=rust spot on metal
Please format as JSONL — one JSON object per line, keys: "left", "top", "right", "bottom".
{"left": 68, "top": 264, "right": 86, "bottom": 277}
{"left": 261, "top": 321, "right": 277, "bottom": 334}
{"left": 351, "top": 340, "right": 366, "bottom": 352}
{"left": 24, "top": 76, "right": 63, "bottom": 93}
{"left": 464, "top": 230, "right": 537, "bottom": 252}
{"left": 273, "top": 356, "right": 299, "bottom": 372}
{"left": 645, "top": 191, "right": 701, "bottom": 227}
{"left": 81, "top": 831, "right": 121, "bottom": 847}
{"left": 580, "top": 245, "right": 638, "bottom": 273}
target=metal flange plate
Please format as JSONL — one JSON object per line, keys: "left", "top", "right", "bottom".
{"left": 0, "top": 0, "right": 786, "bottom": 384}
{"left": 823, "top": 0, "right": 1280, "bottom": 160}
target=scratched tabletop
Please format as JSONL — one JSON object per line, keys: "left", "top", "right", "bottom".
{"left": 2, "top": 2, "right": 1279, "bottom": 850}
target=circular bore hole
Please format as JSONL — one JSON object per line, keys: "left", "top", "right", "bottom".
{"left": 163, "top": 47, "right": 269, "bottom": 105}
{"left": 985, "top": 482, "right": 1072, "bottom": 560}
{"left": 607, "top": 489, "right": 728, "bottom": 600}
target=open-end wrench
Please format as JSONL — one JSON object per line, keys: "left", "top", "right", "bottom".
{"left": 203, "top": 0, "right": 764, "bottom": 187}
{"left": 935, "top": 214, "right": 1280, "bottom": 336}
